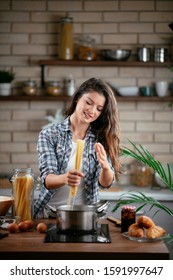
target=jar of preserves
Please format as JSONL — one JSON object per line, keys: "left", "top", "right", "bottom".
{"left": 121, "top": 205, "right": 136, "bottom": 233}
{"left": 59, "top": 14, "right": 74, "bottom": 60}
{"left": 78, "top": 36, "right": 97, "bottom": 61}
{"left": 11, "top": 168, "right": 34, "bottom": 221}
{"left": 23, "top": 80, "right": 37, "bottom": 96}
{"left": 46, "top": 81, "right": 62, "bottom": 96}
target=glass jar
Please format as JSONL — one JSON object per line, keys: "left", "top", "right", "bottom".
{"left": 11, "top": 168, "right": 34, "bottom": 221}
{"left": 59, "top": 14, "right": 74, "bottom": 60}
{"left": 78, "top": 36, "right": 97, "bottom": 61}
{"left": 23, "top": 80, "right": 37, "bottom": 96}
{"left": 132, "top": 162, "right": 153, "bottom": 187}
{"left": 121, "top": 205, "right": 136, "bottom": 233}
{"left": 118, "top": 163, "right": 132, "bottom": 186}
{"left": 46, "top": 81, "right": 62, "bottom": 96}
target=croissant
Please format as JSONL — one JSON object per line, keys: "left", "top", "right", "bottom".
{"left": 137, "top": 215, "right": 155, "bottom": 229}
{"left": 128, "top": 223, "right": 145, "bottom": 238}
{"left": 146, "top": 225, "right": 166, "bottom": 239}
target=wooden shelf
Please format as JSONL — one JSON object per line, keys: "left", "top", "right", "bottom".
{"left": 0, "top": 95, "right": 173, "bottom": 102}
{"left": 38, "top": 59, "right": 172, "bottom": 88}
{"left": 38, "top": 59, "right": 172, "bottom": 67}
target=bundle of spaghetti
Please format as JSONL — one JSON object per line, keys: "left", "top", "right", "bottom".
{"left": 68, "top": 139, "right": 85, "bottom": 203}
{"left": 13, "top": 175, "right": 33, "bottom": 221}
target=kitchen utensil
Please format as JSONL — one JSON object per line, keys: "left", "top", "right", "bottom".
{"left": 0, "top": 196, "right": 13, "bottom": 216}
{"left": 155, "top": 81, "right": 169, "bottom": 97}
{"left": 56, "top": 201, "right": 110, "bottom": 232}
{"left": 154, "top": 48, "right": 168, "bottom": 63}
{"left": 138, "top": 47, "right": 151, "bottom": 62}
{"left": 101, "top": 49, "right": 131, "bottom": 61}
{"left": 116, "top": 86, "right": 139, "bottom": 96}
{"left": 139, "top": 86, "right": 154, "bottom": 96}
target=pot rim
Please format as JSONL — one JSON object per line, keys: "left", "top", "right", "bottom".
{"left": 57, "top": 205, "right": 96, "bottom": 212}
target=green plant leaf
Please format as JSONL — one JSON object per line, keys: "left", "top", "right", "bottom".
{"left": 112, "top": 191, "right": 173, "bottom": 217}
{"left": 121, "top": 141, "right": 173, "bottom": 191}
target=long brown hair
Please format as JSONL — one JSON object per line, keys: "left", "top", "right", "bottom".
{"left": 65, "top": 77, "right": 121, "bottom": 178}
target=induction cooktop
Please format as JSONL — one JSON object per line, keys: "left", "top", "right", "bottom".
{"left": 44, "top": 224, "right": 111, "bottom": 243}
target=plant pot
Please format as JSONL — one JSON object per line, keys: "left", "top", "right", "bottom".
{"left": 0, "top": 83, "right": 11, "bottom": 96}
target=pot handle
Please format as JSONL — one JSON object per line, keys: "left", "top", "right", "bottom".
{"left": 97, "top": 200, "right": 110, "bottom": 213}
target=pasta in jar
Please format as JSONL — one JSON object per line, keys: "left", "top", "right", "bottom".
{"left": 12, "top": 168, "right": 34, "bottom": 221}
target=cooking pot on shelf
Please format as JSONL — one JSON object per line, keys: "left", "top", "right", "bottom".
{"left": 56, "top": 200, "right": 110, "bottom": 232}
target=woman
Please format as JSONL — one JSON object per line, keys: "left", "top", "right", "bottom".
{"left": 34, "top": 77, "right": 121, "bottom": 218}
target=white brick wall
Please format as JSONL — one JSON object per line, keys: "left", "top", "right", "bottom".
{"left": 0, "top": 0, "right": 173, "bottom": 175}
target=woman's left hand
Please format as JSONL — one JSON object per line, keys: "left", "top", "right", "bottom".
{"left": 95, "top": 142, "right": 110, "bottom": 170}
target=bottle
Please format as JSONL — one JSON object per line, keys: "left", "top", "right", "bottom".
{"left": 59, "top": 14, "right": 74, "bottom": 60}
{"left": 121, "top": 205, "right": 136, "bottom": 233}
{"left": 11, "top": 168, "right": 34, "bottom": 221}
{"left": 66, "top": 75, "right": 75, "bottom": 96}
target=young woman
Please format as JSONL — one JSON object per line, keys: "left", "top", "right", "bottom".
{"left": 34, "top": 77, "right": 121, "bottom": 218}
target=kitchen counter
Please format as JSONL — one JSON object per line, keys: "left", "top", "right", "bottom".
{"left": 0, "top": 219, "right": 169, "bottom": 260}
{"left": 99, "top": 185, "right": 173, "bottom": 201}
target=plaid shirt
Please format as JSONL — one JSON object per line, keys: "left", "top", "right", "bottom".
{"left": 34, "top": 117, "right": 114, "bottom": 217}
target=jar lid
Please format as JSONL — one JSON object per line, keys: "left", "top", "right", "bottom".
{"left": 60, "top": 16, "right": 73, "bottom": 23}
{"left": 121, "top": 205, "right": 136, "bottom": 211}
{"left": 23, "top": 80, "right": 36, "bottom": 86}
{"left": 46, "top": 81, "right": 61, "bottom": 87}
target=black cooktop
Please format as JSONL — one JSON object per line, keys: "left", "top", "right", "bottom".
{"left": 44, "top": 224, "right": 111, "bottom": 243}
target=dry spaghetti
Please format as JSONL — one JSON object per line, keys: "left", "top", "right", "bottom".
{"left": 68, "top": 139, "right": 85, "bottom": 205}
{"left": 13, "top": 174, "right": 33, "bottom": 221}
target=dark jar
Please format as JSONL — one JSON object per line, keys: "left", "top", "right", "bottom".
{"left": 121, "top": 205, "right": 136, "bottom": 233}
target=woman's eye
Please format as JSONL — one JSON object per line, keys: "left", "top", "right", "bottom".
{"left": 86, "top": 100, "right": 92, "bottom": 105}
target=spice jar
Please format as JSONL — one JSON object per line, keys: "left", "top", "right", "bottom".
{"left": 46, "top": 81, "right": 62, "bottom": 96}
{"left": 23, "top": 80, "right": 37, "bottom": 96}
{"left": 78, "top": 36, "right": 97, "bottom": 61}
{"left": 59, "top": 14, "right": 74, "bottom": 60}
{"left": 11, "top": 168, "right": 34, "bottom": 221}
{"left": 121, "top": 205, "right": 136, "bottom": 233}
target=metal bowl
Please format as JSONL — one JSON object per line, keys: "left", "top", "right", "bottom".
{"left": 101, "top": 49, "right": 131, "bottom": 61}
{"left": 0, "top": 196, "right": 13, "bottom": 216}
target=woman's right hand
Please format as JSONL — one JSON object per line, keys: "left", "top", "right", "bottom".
{"left": 66, "top": 170, "right": 84, "bottom": 187}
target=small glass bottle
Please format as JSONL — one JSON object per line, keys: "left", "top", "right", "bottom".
{"left": 59, "top": 14, "right": 74, "bottom": 60}
{"left": 121, "top": 205, "right": 136, "bottom": 233}
{"left": 11, "top": 168, "right": 34, "bottom": 221}
{"left": 66, "top": 75, "right": 75, "bottom": 96}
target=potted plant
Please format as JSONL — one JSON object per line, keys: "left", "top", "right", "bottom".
{"left": 0, "top": 70, "right": 15, "bottom": 96}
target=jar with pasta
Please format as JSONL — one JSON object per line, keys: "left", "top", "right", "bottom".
{"left": 11, "top": 168, "right": 34, "bottom": 221}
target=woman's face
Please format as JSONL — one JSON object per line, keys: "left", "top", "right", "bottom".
{"left": 75, "top": 91, "right": 106, "bottom": 124}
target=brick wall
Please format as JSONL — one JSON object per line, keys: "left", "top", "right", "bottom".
{"left": 0, "top": 0, "right": 173, "bottom": 175}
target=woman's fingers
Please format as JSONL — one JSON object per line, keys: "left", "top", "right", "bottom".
{"left": 67, "top": 170, "right": 84, "bottom": 186}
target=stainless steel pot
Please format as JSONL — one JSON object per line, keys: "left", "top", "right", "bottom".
{"left": 56, "top": 201, "right": 110, "bottom": 232}
{"left": 138, "top": 47, "right": 151, "bottom": 62}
